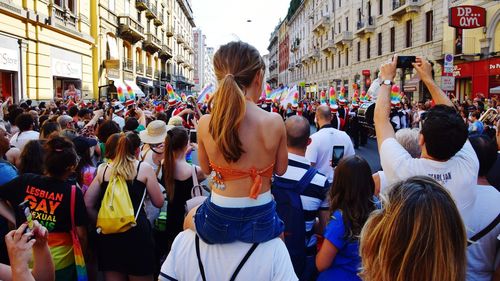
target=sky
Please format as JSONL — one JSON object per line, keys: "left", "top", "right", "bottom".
{"left": 190, "top": 0, "right": 290, "bottom": 56}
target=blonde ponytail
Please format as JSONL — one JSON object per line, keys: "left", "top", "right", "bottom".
{"left": 209, "top": 74, "right": 246, "bottom": 162}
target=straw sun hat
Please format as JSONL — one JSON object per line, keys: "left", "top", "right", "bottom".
{"left": 139, "top": 120, "right": 173, "bottom": 144}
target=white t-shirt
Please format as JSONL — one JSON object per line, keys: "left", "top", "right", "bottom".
{"left": 112, "top": 115, "right": 125, "bottom": 129}
{"left": 160, "top": 230, "right": 298, "bottom": 281}
{"left": 462, "top": 185, "right": 500, "bottom": 281}
{"left": 380, "top": 138, "right": 478, "bottom": 211}
{"left": 9, "top": 130, "right": 39, "bottom": 152}
{"left": 305, "top": 127, "right": 355, "bottom": 182}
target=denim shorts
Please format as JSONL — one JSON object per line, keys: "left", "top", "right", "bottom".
{"left": 194, "top": 197, "right": 284, "bottom": 244}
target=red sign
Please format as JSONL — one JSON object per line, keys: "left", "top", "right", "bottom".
{"left": 449, "top": 6, "right": 486, "bottom": 29}
{"left": 362, "top": 70, "right": 371, "bottom": 76}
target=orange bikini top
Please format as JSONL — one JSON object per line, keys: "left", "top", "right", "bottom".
{"left": 209, "top": 161, "right": 275, "bottom": 199}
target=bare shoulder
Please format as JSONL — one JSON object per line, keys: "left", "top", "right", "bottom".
{"left": 198, "top": 114, "right": 211, "bottom": 132}
{"left": 266, "top": 111, "right": 285, "bottom": 126}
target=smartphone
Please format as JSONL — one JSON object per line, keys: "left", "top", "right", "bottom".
{"left": 189, "top": 130, "right": 197, "bottom": 144}
{"left": 331, "top": 146, "right": 345, "bottom": 167}
{"left": 17, "top": 201, "right": 34, "bottom": 233}
{"left": 397, "top": 56, "right": 416, "bottom": 68}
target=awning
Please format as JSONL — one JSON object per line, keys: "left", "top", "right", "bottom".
{"left": 125, "top": 80, "right": 146, "bottom": 97}
{"left": 403, "top": 76, "right": 421, "bottom": 92}
{"left": 491, "top": 86, "right": 500, "bottom": 94}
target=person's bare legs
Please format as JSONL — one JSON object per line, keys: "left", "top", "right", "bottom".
{"left": 129, "top": 275, "right": 154, "bottom": 281}
{"left": 104, "top": 271, "right": 127, "bottom": 281}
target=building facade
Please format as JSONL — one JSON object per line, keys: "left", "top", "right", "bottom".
{"left": 172, "top": 0, "right": 195, "bottom": 93}
{"left": 272, "top": 0, "right": 499, "bottom": 101}
{"left": 267, "top": 24, "right": 279, "bottom": 88}
{"left": 278, "top": 19, "right": 289, "bottom": 86}
{"left": 204, "top": 46, "right": 216, "bottom": 87}
{"left": 0, "top": 0, "right": 94, "bottom": 101}
{"left": 193, "top": 28, "right": 204, "bottom": 92}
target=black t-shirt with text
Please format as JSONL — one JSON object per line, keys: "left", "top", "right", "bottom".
{"left": 0, "top": 174, "right": 88, "bottom": 232}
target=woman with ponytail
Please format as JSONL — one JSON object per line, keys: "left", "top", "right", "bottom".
{"left": 0, "top": 135, "right": 88, "bottom": 280}
{"left": 184, "top": 41, "right": 288, "bottom": 244}
{"left": 85, "top": 132, "right": 163, "bottom": 281}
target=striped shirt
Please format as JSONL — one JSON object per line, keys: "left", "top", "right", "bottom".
{"left": 274, "top": 153, "right": 330, "bottom": 252}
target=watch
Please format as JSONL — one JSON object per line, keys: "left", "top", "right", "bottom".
{"left": 380, "top": 79, "right": 394, "bottom": 86}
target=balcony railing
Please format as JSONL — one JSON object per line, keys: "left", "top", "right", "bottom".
{"left": 122, "top": 59, "right": 133, "bottom": 71}
{"left": 308, "top": 49, "right": 320, "bottom": 60}
{"left": 166, "top": 26, "right": 174, "bottom": 37}
{"left": 154, "top": 11, "right": 163, "bottom": 26}
{"left": 135, "top": 0, "right": 148, "bottom": 11}
{"left": 334, "top": 31, "right": 354, "bottom": 46}
{"left": 176, "top": 33, "right": 185, "bottom": 44}
{"left": 52, "top": 5, "right": 78, "bottom": 29}
{"left": 390, "top": 0, "right": 421, "bottom": 18}
{"left": 143, "top": 33, "right": 161, "bottom": 53}
{"left": 321, "top": 39, "right": 335, "bottom": 54}
{"left": 136, "top": 63, "right": 144, "bottom": 74}
{"left": 161, "top": 71, "right": 171, "bottom": 82}
{"left": 355, "top": 16, "right": 375, "bottom": 35}
{"left": 146, "top": 66, "right": 153, "bottom": 77}
{"left": 313, "top": 16, "right": 330, "bottom": 34}
{"left": 176, "top": 54, "right": 184, "bottom": 63}
{"left": 158, "top": 44, "right": 173, "bottom": 60}
{"left": 118, "top": 16, "right": 145, "bottom": 43}
{"left": 145, "top": 2, "right": 157, "bottom": 19}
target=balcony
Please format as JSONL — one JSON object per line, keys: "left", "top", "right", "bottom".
{"left": 118, "top": 16, "right": 145, "bottom": 43}
{"left": 135, "top": 0, "right": 148, "bottom": 11}
{"left": 136, "top": 63, "right": 144, "bottom": 74}
{"left": 288, "top": 62, "right": 295, "bottom": 71}
{"left": 389, "top": 0, "right": 422, "bottom": 19}
{"left": 188, "top": 46, "right": 194, "bottom": 54}
{"left": 52, "top": 5, "right": 78, "bottom": 30}
{"left": 313, "top": 16, "right": 330, "bottom": 35}
{"left": 183, "top": 42, "right": 189, "bottom": 50}
{"left": 154, "top": 70, "right": 160, "bottom": 80}
{"left": 145, "top": 2, "right": 157, "bottom": 19}
{"left": 158, "top": 44, "right": 173, "bottom": 60}
{"left": 301, "top": 54, "right": 310, "bottom": 64}
{"left": 176, "top": 54, "right": 184, "bottom": 63}
{"left": 122, "top": 59, "right": 133, "bottom": 72}
{"left": 321, "top": 39, "right": 336, "bottom": 54}
{"left": 334, "top": 31, "right": 354, "bottom": 46}
{"left": 143, "top": 33, "right": 161, "bottom": 53}
{"left": 166, "top": 26, "right": 174, "bottom": 37}
{"left": 269, "top": 61, "right": 278, "bottom": 71}
{"left": 146, "top": 66, "right": 153, "bottom": 77}
{"left": 154, "top": 11, "right": 163, "bottom": 26}
{"left": 295, "top": 61, "right": 302, "bottom": 68}
{"left": 176, "top": 33, "right": 185, "bottom": 44}
{"left": 161, "top": 71, "right": 172, "bottom": 82}
{"left": 355, "top": 17, "right": 375, "bottom": 35}
{"left": 308, "top": 49, "right": 320, "bottom": 61}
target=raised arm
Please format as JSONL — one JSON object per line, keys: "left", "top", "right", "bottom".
{"left": 412, "top": 57, "right": 453, "bottom": 107}
{"left": 374, "top": 56, "right": 397, "bottom": 152}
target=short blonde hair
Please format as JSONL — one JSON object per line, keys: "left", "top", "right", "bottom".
{"left": 360, "top": 176, "right": 466, "bottom": 281}
{"left": 168, "top": 116, "right": 184, "bottom": 127}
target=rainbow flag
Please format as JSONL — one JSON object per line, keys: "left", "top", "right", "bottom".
{"left": 320, "top": 90, "right": 327, "bottom": 105}
{"left": 360, "top": 90, "right": 368, "bottom": 103}
{"left": 127, "top": 85, "right": 135, "bottom": 101}
{"left": 197, "top": 84, "right": 215, "bottom": 104}
{"left": 391, "top": 85, "right": 401, "bottom": 106}
{"left": 181, "top": 92, "right": 187, "bottom": 102}
{"left": 117, "top": 87, "right": 125, "bottom": 102}
{"left": 352, "top": 90, "right": 359, "bottom": 107}
{"left": 338, "top": 86, "right": 346, "bottom": 104}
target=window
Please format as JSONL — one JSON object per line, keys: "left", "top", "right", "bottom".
{"left": 345, "top": 17, "right": 349, "bottom": 31}
{"left": 339, "top": 0, "right": 341, "bottom": 7}
{"left": 357, "top": 41, "right": 361, "bottom": 61}
{"left": 425, "top": 11, "right": 433, "bottom": 42}
{"left": 379, "top": 0, "right": 383, "bottom": 15}
{"left": 338, "top": 22, "right": 341, "bottom": 33}
{"left": 390, "top": 27, "right": 395, "bottom": 52}
{"left": 326, "top": 57, "right": 328, "bottom": 70}
{"left": 109, "top": 0, "right": 115, "bottom": 12}
{"left": 406, "top": 20, "right": 412, "bottom": 48}
{"left": 331, "top": 55, "right": 334, "bottom": 69}
{"left": 338, "top": 52, "right": 341, "bottom": 68}
{"left": 54, "top": 0, "right": 75, "bottom": 13}
{"left": 345, "top": 49, "right": 349, "bottom": 66}
{"left": 367, "top": 37, "right": 371, "bottom": 59}
{"left": 378, "top": 32, "right": 382, "bottom": 56}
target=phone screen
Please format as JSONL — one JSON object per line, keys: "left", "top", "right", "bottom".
{"left": 331, "top": 146, "right": 345, "bottom": 167}
{"left": 189, "top": 130, "right": 197, "bottom": 144}
{"left": 17, "top": 200, "right": 34, "bottom": 232}
{"left": 397, "top": 56, "right": 416, "bottom": 68}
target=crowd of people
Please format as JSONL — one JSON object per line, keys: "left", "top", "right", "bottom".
{"left": 0, "top": 41, "right": 498, "bottom": 281}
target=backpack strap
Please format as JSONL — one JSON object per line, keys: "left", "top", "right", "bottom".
{"left": 467, "top": 213, "right": 500, "bottom": 246}
{"left": 134, "top": 161, "right": 147, "bottom": 222}
{"left": 101, "top": 163, "right": 109, "bottom": 183}
{"left": 295, "top": 167, "right": 318, "bottom": 194}
{"left": 195, "top": 234, "right": 259, "bottom": 281}
{"left": 192, "top": 165, "right": 199, "bottom": 187}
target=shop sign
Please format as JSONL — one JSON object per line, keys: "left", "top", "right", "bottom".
{"left": 441, "top": 76, "right": 455, "bottom": 91}
{"left": 490, "top": 59, "right": 500, "bottom": 76}
{"left": 52, "top": 58, "right": 82, "bottom": 79}
{"left": 362, "top": 70, "right": 370, "bottom": 76}
{"left": 0, "top": 47, "right": 19, "bottom": 72}
{"left": 444, "top": 54, "right": 454, "bottom": 74}
{"left": 449, "top": 6, "right": 486, "bottom": 29}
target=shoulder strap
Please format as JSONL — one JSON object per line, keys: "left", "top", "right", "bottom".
{"left": 139, "top": 145, "right": 150, "bottom": 161}
{"left": 70, "top": 185, "right": 76, "bottom": 230}
{"left": 134, "top": 161, "right": 143, "bottom": 181}
{"left": 468, "top": 213, "right": 500, "bottom": 246}
{"left": 134, "top": 161, "right": 147, "bottom": 221}
{"left": 101, "top": 163, "right": 109, "bottom": 183}
{"left": 296, "top": 167, "right": 318, "bottom": 194}
{"left": 192, "top": 165, "right": 199, "bottom": 187}
{"left": 195, "top": 235, "right": 207, "bottom": 281}
{"left": 229, "top": 243, "right": 259, "bottom": 281}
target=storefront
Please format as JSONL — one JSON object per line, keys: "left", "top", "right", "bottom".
{"left": 136, "top": 76, "right": 154, "bottom": 97}
{"left": 0, "top": 34, "right": 21, "bottom": 102}
{"left": 453, "top": 57, "right": 500, "bottom": 100}
{"left": 51, "top": 47, "right": 82, "bottom": 101}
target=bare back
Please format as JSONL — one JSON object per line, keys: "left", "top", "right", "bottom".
{"left": 198, "top": 101, "right": 287, "bottom": 197}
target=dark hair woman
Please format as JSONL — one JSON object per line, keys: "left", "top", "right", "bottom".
{"left": 85, "top": 132, "right": 163, "bottom": 281}
{"left": 316, "top": 155, "right": 378, "bottom": 281}
{"left": 0, "top": 136, "right": 88, "bottom": 280}
{"left": 18, "top": 140, "right": 45, "bottom": 175}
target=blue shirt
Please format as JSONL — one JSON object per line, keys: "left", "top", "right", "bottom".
{"left": 0, "top": 161, "right": 17, "bottom": 185}
{"left": 317, "top": 210, "right": 362, "bottom": 281}
{"left": 468, "top": 120, "right": 484, "bottom": 136}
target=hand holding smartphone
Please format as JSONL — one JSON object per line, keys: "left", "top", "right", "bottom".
{"left": 331, "top": 146, "right": 345, "bottom": 167}
{"left": 396, "top": 56, "right": 416, "bottom": 68}
{"left": 17, "top": 201, "right": 34, "bottom": 235}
